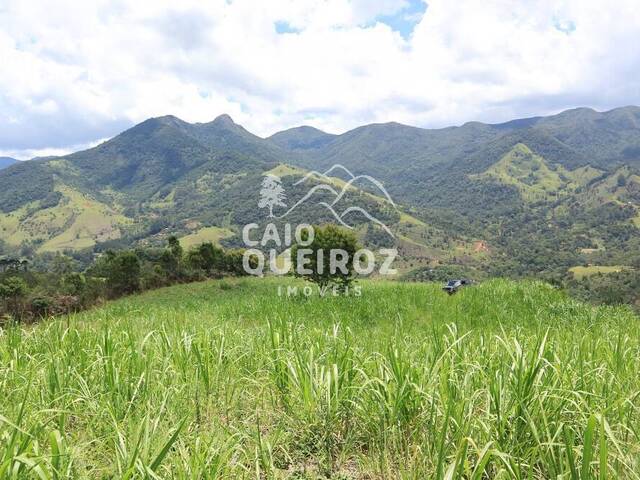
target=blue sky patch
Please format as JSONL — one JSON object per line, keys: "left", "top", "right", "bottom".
{"left": 373, "top": 0, "right": 427, "bottom": 39}
{"left": 275, "top": 20, "right": 301, "bottom": 34}
{"left": 554, "top": 18, "right": 576, "bottom": 35}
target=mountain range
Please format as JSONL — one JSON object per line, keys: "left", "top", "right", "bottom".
{"left": 0, "top": 106, "right": 639, "bottom": 285}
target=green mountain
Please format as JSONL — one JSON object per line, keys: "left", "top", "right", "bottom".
{"left": 0, "top": 106, "right": 639, "bottom": 295}
{"left": 268, "top": 125, "right": 337, "bottom": 151}
{"left": 0, "top": 157, "right": 17, "bottom": 170}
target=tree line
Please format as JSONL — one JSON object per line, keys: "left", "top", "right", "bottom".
{"left": 1, "top": 225, "right": 364, "bottom": 322}
{"left": 0, "top": 237, "right": 251, "bottom": 322}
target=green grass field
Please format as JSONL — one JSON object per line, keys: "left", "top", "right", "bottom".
{"left": 1, "top": 278, "right": 639, "bottom": 478}
{"left": 178, "top": 226, "right": 234, "bottom": 249}
{"left": 569, "top": 265, "right": 630, "bottom": 280}
{"left": 0, "top": 185, "right": 130, "bottom": 252}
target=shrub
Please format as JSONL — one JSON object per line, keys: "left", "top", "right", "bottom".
{"left": 30, "top": 296, "right": 53, "bottom": 317}
{"left": 291, "top": 224, "right": 359, "bottom": 290}
{"left": 97, "top": 251, "right": 142, "bottom": 297}
{"left": 0, "top": 277, "right": 29, "bottom": 320}
{"left": 186, "top": 242, "right": 224, "bottom": 276}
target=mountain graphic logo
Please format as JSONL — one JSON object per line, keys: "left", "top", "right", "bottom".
{"left": 259, "top": 164, "right": 397, "bottom": 237}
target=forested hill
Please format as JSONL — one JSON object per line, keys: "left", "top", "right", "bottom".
{"left": 0, "top": 157, "right": 17, "bottom": 170}
{"left": 0, "top": 107, "right": 639, "bottom": 306}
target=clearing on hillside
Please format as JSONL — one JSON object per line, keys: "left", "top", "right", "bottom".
{"left": 569, "top": 265, "right": 631, "bottom": 279}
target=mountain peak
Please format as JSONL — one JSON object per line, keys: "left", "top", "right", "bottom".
{"left": 269, "top": 125, "right": 336, "bottom": 150}
{"left": 212, "top": 113, "right": 235, "bottom": 126}
{"left": 152, "top": 114, "right": 188, "bottom": 126}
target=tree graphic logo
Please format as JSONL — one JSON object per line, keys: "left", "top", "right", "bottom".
{"left": 258, "top": 174, "right": 287, "bottom": 217}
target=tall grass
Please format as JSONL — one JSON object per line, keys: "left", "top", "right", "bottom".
{"left": 0, "top": 278, "right": 639, "bottom": 478}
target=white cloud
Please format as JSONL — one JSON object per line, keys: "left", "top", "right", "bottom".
{"left": 1, "top": 0, "right": 639, "bottom": 157}
{"left": 0, "top": 138, "right": 108, "bottom": 160}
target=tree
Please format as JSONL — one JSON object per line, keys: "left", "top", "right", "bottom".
{"left": 160, "top": 236, "right": 184, "bottom": 279}
{"left": 63, "top": 272, "right": 87, "bottom": 296}
{"left": 167, "top": 235, "right": 183, "bottom": 259}
{"left": 186, "top": 242, "right": 224, "bottom": 276}
{"left": 292, "top": 224, "right": 359, "bottom": 290}
{"left": 101, "top": 251, "right": 141, "bottom": 297}
{"left": 52, "top": 254, "right": 75, "bottom": 275}
{"left": 0, "top": 277, "right": 29, "bottom": 319}
{"left": 224, "top": 249, "right": 254, "bottom": 276}
{"left": 258, "top": 174, "right": 286, "bottom": 218}
{"left": 0, "top": 257, "right": 20, "bottom": 272}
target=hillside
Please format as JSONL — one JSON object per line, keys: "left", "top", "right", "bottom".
{"left": 268, "top": 125, "right": 337, "bottom": 151}
{"left": 471, "top": 143, "right": 601, "bottom": 201}
{"left": 1, "top": 277, "right": 638, "bottom": 477}
{"left": 0, "top": 107, "right": 639, "bottom": 303}
{"left": 0, "top": 157, "right": 17, "bottom": 170}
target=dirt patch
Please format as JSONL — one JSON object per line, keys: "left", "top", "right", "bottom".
{"left": 473, "top": 240, "right": 489, "bottom": 253}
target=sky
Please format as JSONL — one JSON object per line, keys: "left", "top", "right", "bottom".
{"left": 1, "top": 0, "right": 640, "bottom": 159}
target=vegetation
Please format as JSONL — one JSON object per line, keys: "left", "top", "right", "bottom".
{"left": 1, "top": 107, "right": 640, "bottom": 308}
{"left": 291, "top": 225, "right": 360, "bottom": 290}
{"left": 568, "top": 265, "right": 630, "bottom": 280}
{"left": 2, "top": 96, "right": 640, "bottom": 478}
{"left": 0, "top": 278, "right": 638, "bottom": 477}
{"left": 179, "top": 226, "right": 234, "bottom": 249}
{"left": 0, "top": 276, "right": 28, "bottom": 318}
{"left": 0, "top": 238, "right": 250, "bottom": 322}
{"left": 403, "top": 264, "right": 479, "bottom": 282}
{"left": 567, "top": 269, "right": 640, "bottom": 308}
{"left": 0, "top": 157, "right": 17, "bottom": 170}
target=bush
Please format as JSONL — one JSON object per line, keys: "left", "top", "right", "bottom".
{"left": 0, "top": 277, "right": 29, "bottom": 319}
{"left": 186, "top": 242, "right": 224, "bottom": 276}
{"left": 30, "top": 296, "right": 53, "bottom": 317}
{"left": 223, "top": 249, "right": 252, "bottom": 276}
{"left": 291, "top": 224, "right": 359, "bottom": 290}
{"left": 96, "top": 251, "right": 141, "bottom": 297}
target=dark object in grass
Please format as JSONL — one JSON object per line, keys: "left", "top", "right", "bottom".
{"left": 443, "top": 279, "right": 472, "bottom": 295}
